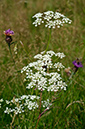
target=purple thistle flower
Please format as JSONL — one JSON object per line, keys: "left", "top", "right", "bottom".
{"left": 72, "top": 60, "right": 83, "bottom": 68}
{"left": 72, "top": 58, "right": 83, "bottom": 73}
{"left": 4, "top": 29, "right": 14, "bottom": 36}
{"left": 4, "top": 29, "right": 14, "bottom": 44}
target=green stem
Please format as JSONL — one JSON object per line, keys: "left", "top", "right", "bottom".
{"left": 8, "top": 44, "right": 15, "bottom": 63}
{"left": 69, "top": 72, "right": 75, "bottom": 79}
{"left": 45, "top": 29, "right": 52, "bottom": 53}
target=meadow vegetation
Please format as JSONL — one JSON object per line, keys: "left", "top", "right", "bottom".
{"left": 0, "top": 0, "right": 85, "bottom": 128}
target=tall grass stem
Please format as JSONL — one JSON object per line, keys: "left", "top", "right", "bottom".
{"left": 45, "top": 29, "right": 52, "bottom": 53}
{"left": 20, "top": 41, "right": 32, "bottom": 62}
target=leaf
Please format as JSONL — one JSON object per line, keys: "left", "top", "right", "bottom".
{"left": 11, "top": 41, "right": 17, "bottom": 45}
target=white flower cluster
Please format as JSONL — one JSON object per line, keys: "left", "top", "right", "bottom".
{"left": 4, "top": 95, "right": 51, "bottom": 115}
{"left": 0, "top": 98, "right": 3, "bottom": 108}
{"left": 32, "top": 11, "right": 72, "bottom": 28}
{"left": 4, "top": 105, "right": 24, "bottom": 114}
{"left": 54, "top": 62, "right": 65, "bottom": 71}
{"left": 21, "top": 50, "right": 67, "bottom": 92}
{"left": 42, "top": 99, "right": 52, "bottom": 108}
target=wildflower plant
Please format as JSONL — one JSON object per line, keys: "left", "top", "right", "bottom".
{"left": 2, "top": 50, "right": 67, "bottom": 122}
{"left": 4, "top": 29, "right": 14, "bottom": 46}
{"left": 4, "top": 29, "right": 15, "bottom": 62}
{"left": 21, "top": 50, "right": 67, "bottom": 128}
{"left": 21, "top": 50, "right": 67, "bottom": 92}
{"left": 32, "top": 11, "right": 72, "bottom": 52}
{"left": 4, "top": 29, "right": 17, "bottom": 62}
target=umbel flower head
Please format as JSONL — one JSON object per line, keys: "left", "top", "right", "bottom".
{"left": 72, "top": 58, "right": 83, "bottom": 73}
{"left": 4, "top": 95, "right": 51, "bottom": 115}
{"left": 4, "top": 29, "right": 14, "bottom": 44}
{"left": 32, "top": 11, "right": 72, "bottom": 28}
{"left": 21, "top": 50, "right": 67, "bottom": 92}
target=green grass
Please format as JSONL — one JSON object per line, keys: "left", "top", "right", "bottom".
{"left": 0, "top": 0, "right": 85, "bottom": 128}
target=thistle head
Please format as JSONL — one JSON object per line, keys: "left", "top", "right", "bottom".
{"left": 4, "top": 29, "right": 14, "bottom": 45}
{"left": 4, "top": 29, "right": 14, "bottom": 36}
{"left": 72, "top": 58, "right": 83, "bottom": 73}
{"left": 72, "top": 58, "right": 83, "bottom": 68}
